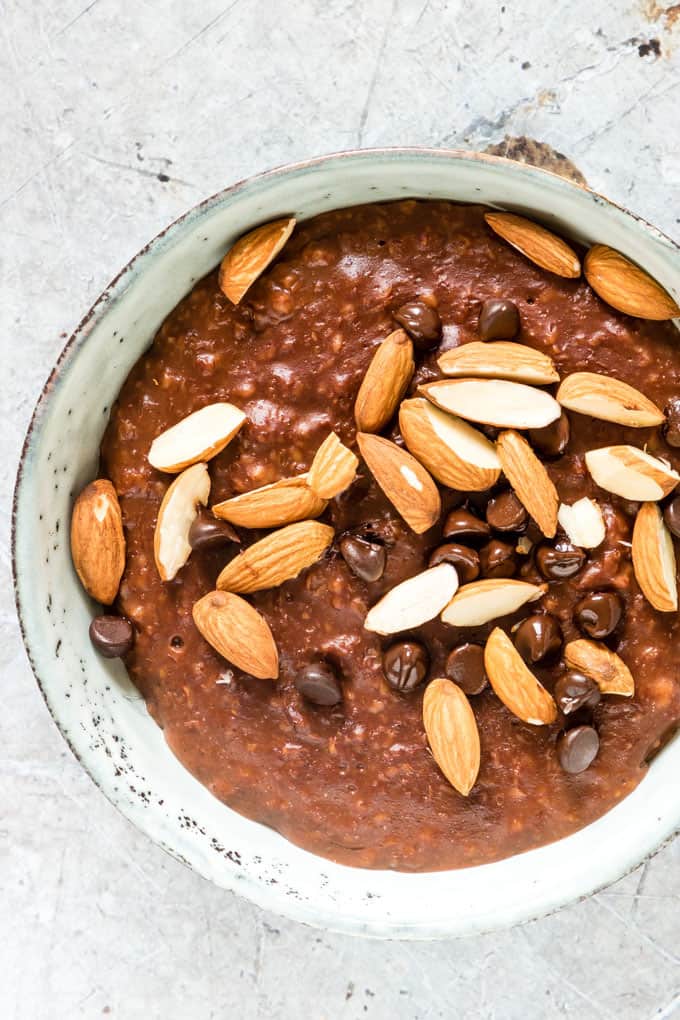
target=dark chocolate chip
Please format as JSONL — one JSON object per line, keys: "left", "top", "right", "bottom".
{"left": 295, "top": 662, "right": 343, "bottom": 706}
{"left": 662, "top": 397, "right": 680, "bottom": 447}
{"left": 536, "top": 542, "right": 586, "bottom": 580}
{"left": 478, "top": 299, "right": 520, "bottom": 341}
{"left": 528, "top": 413, "right": 570, "bottom": 458}
{"left": 392, "top": 300, "right": 442, "bottom": 349}
{"left": 554, "top": 672, "right": 601, "bottom": 715}
{"left": 514, "top": 613, "right": 562, "bottom": 664}
{"left": 486, "top": 490, "right": 528, "bottom": 532}
{"left": 89, "top": 615, "right": 135, "bottom": 658}
{"left": 663, "top": 497, "right": 680, "bottom": 538}
{"left": 189, "top": 509, "right": 240, "bottom": 551}
{"left": 479, "top": 538, "right": 517, "bottom": 578}
{"left": 428, "top": 542, "right": 480, "bottom": 583}
{"left": 442, "top": 508, "right": 491, "bottom": 543}
{"left": 574, "top": 591, "right": 622, "bottom": 639}
{"left": 382, "top": 641, "right": 429, "bottom": 693}
{"left": 557, "top": 725, "right": 599, "bottom": 774}
{"left": 340, "top": 535, "right": 386, "bottom": 582}
{"left": 445, "top": 643, "right": 488, "bottom": 695}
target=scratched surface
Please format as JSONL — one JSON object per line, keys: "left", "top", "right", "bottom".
{"left": 3, "top": 2, "right": 680, "bottom": 1018}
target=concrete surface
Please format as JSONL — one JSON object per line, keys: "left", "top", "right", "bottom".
{"left": 3, "top": 1, "right": 680, "bottom": 1017}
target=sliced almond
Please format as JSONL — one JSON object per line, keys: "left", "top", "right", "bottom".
{"left": 564, "top": 639, "right": 634, "bottom": 696}
{"left": 496, "top": 430, "right": 559, "bottom": 538}
{"left": 420, "top": 378, "right": 561, "bottom": 430}
{"left": 364, "top": 564, "right": 458, "bottom": 635}
{"left": 354, "top": 329, "right": 415, "bottom": 433}
{"left": 307, "top": 432, "right": 359, "bottom": 499}
{"left": 585, "top": 446, "right": 680, "bottom": 501}
{"left": 192, "top": 590, "right": 278, "bottom": 679}
{"left": 218, "top": 217, "right": 296, "bottom": 304}
{"left": 632, "top": 503, "right": 678, "bottom": 612}
{"left": 398, "top": 398, "right": 501, "bottom": 492}
{"left": 484, "top": 211, "right": 581, "bottom": 279}
{"left": 557, "top": 497, "right": 605, "bottom": 549}
{"left": 438, "top": 341, "right": 559, "bottom": 385}
{"left": 148, "top": 402, "right": 246, "bottom": 473}
{"left": 356, "top": 432, "right": 441, "bottom": 534}
{"left": 441, "top": 578, "right": 545, "bottom": 628}
{"left": 154, "top": 463, "right": 210, "bottom": 581}
{"left": 212, "top": 474, "right": 326, "bottom": 528}
{"left": 557, "top": 372, "right": 664, "bottom": 427}
{"left": 423, "top": 679, "right": 480, "bottom": 796}
{"left": 216, "top": 520, "right": 333, "bottom": 593}
{"left": 484, "top": 628, "right": 557, "bottom": 725}
{"left": 70, "top": 479, "right": 126, "bottom": 605}
{"left": 584, "top": 244, "right": 680, "bottom": 320}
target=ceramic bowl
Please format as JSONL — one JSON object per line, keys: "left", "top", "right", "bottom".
{"left": 13, "top": 149, "right": 680, "bottom": 938}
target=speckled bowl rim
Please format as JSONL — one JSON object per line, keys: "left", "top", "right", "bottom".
{"left": 12, "top": 147, "right": 680, "bottom": 938}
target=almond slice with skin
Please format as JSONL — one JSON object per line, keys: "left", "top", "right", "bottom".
{"left": 154, "top": 463, "right": 211, "bottom": 581}
{"left": 585, "top": 446, "right": 680, "bottom": 501}
{"left": 354, "top": 328, "right": 415, "bottom": 433}
{"left": 357, "top": 432, "right": 441, "bottom": 534}
{"left": 564, "top": 639, "right": 634, "bottom": 696}
{"left": 70, "top": 479, "right": 126, "bottom": 605}
{"left": 484, "top": 628, "right": 557, "bottom": 725}
{"left": 218, "top": 217, "right": 296, "bottom": 304}
{"left": 423, "top": 679, "right": 480, "bottom": 796}
{"left": 307, "top": 432, "right": 359, "bottom": 499}
{"left": 584, "top": 244, "right": 680, "bottom": 320}
{"left": 438, "top": 341, "right": 559, "bottom": 385}
{"left": 632, "top": 503, "right": 678, "bottom": 612}
{"left": 557, "top": 372, "right": 664, "bottom": 427}
{"left": 557, "top": 497, "right": 605, "bottom": 549}
{"left": 148, "top": 403, "right": 246, "bottom": 473}
{"left": 484, "top": 211, "right": 581, "bottom": 279}
{"left": 420, "top": 378, "right": 561, "bottom": 430}
{"left": 212, "top": 474, "right": 326, "bottom": 528}
{"left": 216, "top": 520, "right": 334, "bottom": 593}
{"left": 496, "top": 430, "right": 559, "bottom": 538}
{"left": 364, "top": 564, "right": 459, "bottom": 635}
{"left": 193, "top": 590, "right": 278, "bottom": 679}
{"left": 398, "top": 398, "right": 501, "bottom": 492}
{"left": 441, "top": 578, "right": 546, "bottom": 628}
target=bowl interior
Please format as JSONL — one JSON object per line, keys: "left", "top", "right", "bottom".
{"left": 14, "top": 149, "right": 680, "bottom": 938}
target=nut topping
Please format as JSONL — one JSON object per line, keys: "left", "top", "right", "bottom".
{"left": 496, "top": 429, "right": 559, "bottom": 538}
{"left": 218, "top": 217, "right": 296, "bottom": 304}
{"left": 148, "top": 402, "right": 246, "bottom": 473}
{"left": 557, "top": 372, "right": 664, "bottom": 427}
{"left": 441, "top": 578, "right": 546, "bottom": 628}
{"left": 585, "top": 445, "right": 680, "bottom": 501}
{"left": 307, "top": 432, "right": 359, "bottom": 499}
{"left": 154, "top": 462, "right": 211, "bottom": 582}
{"left": 212, "top": 475, "right": 327, "bottom": 528}
{"left": 357, "top": 432, "right": 441, "bottom": 534}
{"left": 420, "top": 378, "right": 561, "bottom": 430}
{"left": 484, "top": 627, "right": 557, "bottom": 725}
{"left": 584, "top": 244, "right": 680, "bottom": 320}
{"left": 438, "top": 341, "right": 559, "bottom": 385}
{"left": 70, "top": 479, "right": 126, "bottom": 605}
{"left": 632, "top": 502, "right": 678, "bottom": 612}
{"left": 484, "top": 211, "right": 581, "bottom": 279}
{"left": 354, "top": 328, "right": 415, "bottom": 433}
{"left": 564, "top": 639, "right": 634, "bottom": 696}
{"left": 423, "top": 678, "right": 481, "bottom": 796}
{"left": 216, "top": 520, "right": 334, "bottom": 593}
{"left": 364, "top": 563, "right": 459, "bottom": 636}
{"left": 192, "top": 589, "right": 279, "bottom": 679}
{"left": 557, "top": 498, "right": 605, "bottom": 549}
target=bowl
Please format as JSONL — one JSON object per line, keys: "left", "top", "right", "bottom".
{"left": 13, "top": 148, "right": 680, "bottom": 938}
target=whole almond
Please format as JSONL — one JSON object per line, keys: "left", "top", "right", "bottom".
{"left": 364, "top": 563, "right": 459, "bottom": 635}
{"left": 484, "top": 211, "right": 581, "bottom": 278}
{"left": 438, "top": 341, "right": 559, "bottom": 385}
{"left": 307, "top": 432, "right": 359, "bottom": 499}
{"left": 632, "top": 502, "right": 678, "bottom": 612}
{"left": 423, "top": 679, "right": 480, "bottom": 796}
{"left": 584, "top": 244, "right": 680, "bottom": 320}
{"left": 357, "top": 432, "right": 441, "bottom": 534}
{"left": 71, "top": 479, "right": 126, "bottom": 605}
{"left": 564, "top": 639, "right": 634, "bottom": 696}
{"left": 212, "top": 475, "right": 326, "bottom": 528}
{"left": 420, "top": 378, "right": 561, "bottom": 430}
{"left": 148, "top": 402, "right": 246, "bottom": 473}
{"left": 585, "top": 446, "right": 680, "bottom": 501}
{"left": 154, "top": 463, "right": 210, "bottom": 581}
{"left": 216, "top": 520, "right": 334, "bottom": 593}
{"left": 496, "top": 430, "right": 559, "bottom": 538}
{"left": 218, "top": 217, "right": 296, "bottom": 304}
{"left": 398, "top": 397, "right": 501, "bottom": 492}
{"left": 192, "top": 589, "right": 278, "bottom": 679}
{"left": 484, "top": 627, "right": 557, "bottom": 725}
{"left": 557, "top": 372, "right": 664, "bottom": 427}
{"left": 354, "top": 329, "right": 415, "bottom": 433}
{"left": 441, "top": 578, "right": 545, "bottom": 627}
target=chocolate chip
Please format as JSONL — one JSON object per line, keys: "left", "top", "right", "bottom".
{"left": 382, "top": 641, "right": 429, "bottom": 693}
{"left": 554, "top": 672, "right": 601, "bottom": 715}
{"left": 536, "top": 542, "right": 586, "bottom": 580}
{"left": 663, "top": 397, "right": 680, "bottom": 447}
{"left": 189, "top": 509, "right": 240, "bottom": 551}
{"left": 392, "top": 300, "right": 441, "bottom": 349}
{"left": 445, "top": 643, "right": 488, "bottom": 695}
{"left": 574, "top": 591, "right": 622, "bottom": 639}
{"left": 485, "top": 490, "right": 528, "bottom": 532}
{"left": 528, "top": 413, "right": 570, "bottom": 458}
{"left": 89, "top": 615, "right": 135, "bottom": 658}
{"left": 478, "top": 299, "right": 520, "bottom": 341}
{"left": 295, "top": 662, "right": 342, "bottom": 706}
{"left": 428, "top": 542, "right": 480, "bottom": 583}
{"left": 557, "top": 725, "right": 600, "bottom": 774}
{"left": 479, "top": 538, "right": 517, "bottom": 578}
{"left": 442, "top": 508, "right": 490, "bottom": 543}
{"left": 340, "top": 535, "right": 386, "bottom": 582}
{"left": 514, "top": 613, "right": 562, "bottom": 664}
{"left": 663, "top": 497, "right": 680, "bottom": 538}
